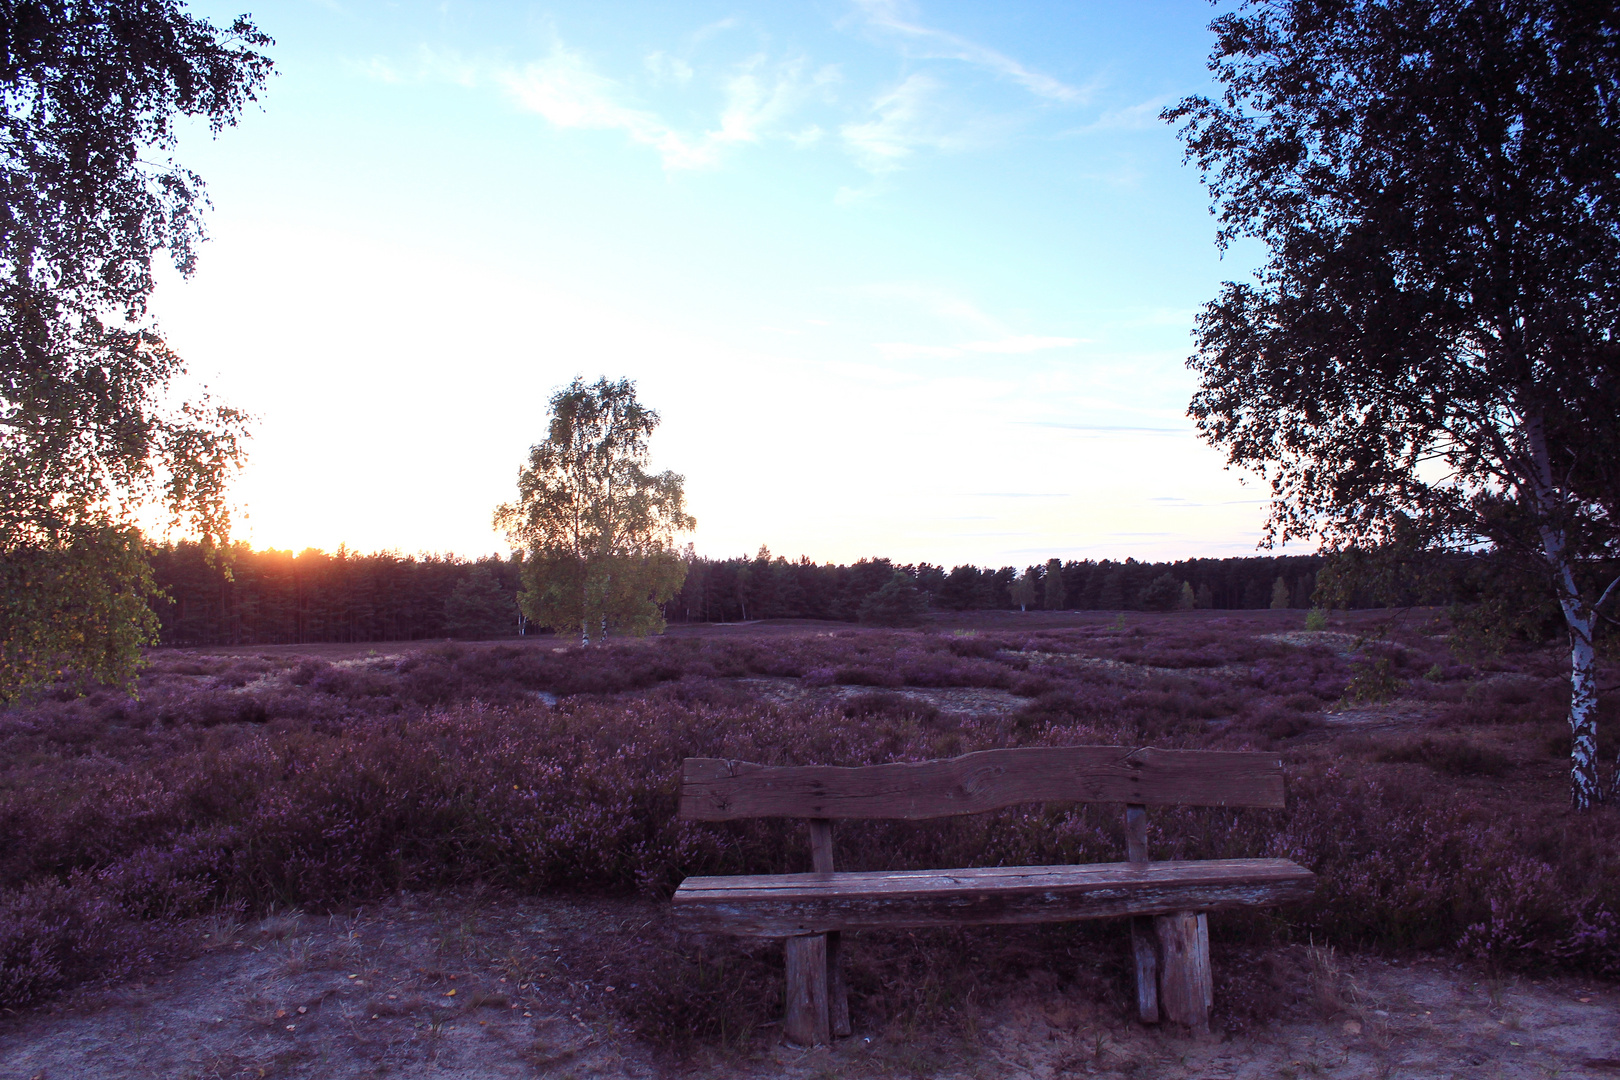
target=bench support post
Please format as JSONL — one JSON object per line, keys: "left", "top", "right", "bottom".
{"left": 1130, "top": 918, "right": 1160, "bottom": 1023}
{"left": 827, "top": 931, "right": 851, "bottom": 1037}
{"left": 1154, "top": 911, "right": 1212, "bottom": 1033}
{"left": 806, "top": 818, "right": 851, "bottom": 1039}
{"left": 784, "top": 934, "right": 831, "bottom": 1046}
{"left": 1124, "top": 803, "right": 1161, "bottom": 1024}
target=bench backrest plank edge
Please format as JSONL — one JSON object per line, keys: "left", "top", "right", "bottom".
{"left": 679, "top": 745, "right": 1284, "bottom": 821}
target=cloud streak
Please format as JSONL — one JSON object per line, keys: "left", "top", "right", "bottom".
{"left": 853, "top": 0, "right": 1087, "bottom": 104}
{"left": 498, "top": 46, "right": 835, "bottom": 170}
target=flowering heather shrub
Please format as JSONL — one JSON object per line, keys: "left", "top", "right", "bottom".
{"left": 0, "top": 615, "right": 1615, "bottom": 1011}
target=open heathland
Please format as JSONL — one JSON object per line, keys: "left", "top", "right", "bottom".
{"left": 1, "top": 609, "right": 1618, "bottom": 1078}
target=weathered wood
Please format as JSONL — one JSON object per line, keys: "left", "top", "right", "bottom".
{"left": 1130, "top": 918, "right": 1160, "bottom": 1023}
{"left": 809, "top": 819, "right": 835, "bottom": 874}
{"left": 679, "top": 746, "right": 1286, "bottom": 822}
{"left": 1124, "top": 803, "right": 1159, "bottom": 1022}
{"left": 805, "top": 819, "right": 848, "bottom": 1036}
{"left": 673, "top": 858, "right": 1315, "bottom": 937}
{"left": 827, "top": 931, "right": 851, "bottom": 1037}
{"left": 783, "top": 935, "right": 830, "bottom": 1046}
{"left": 1124, "top": 804, "right": 1150, "bottom": 863}
{"left": 1155, "top": 912, "right": 1212, "bottom": 1033}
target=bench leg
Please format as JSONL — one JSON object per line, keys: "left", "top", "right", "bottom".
{"left": 1130, "top": 916, "right": 1160, "bottom": 1023}
{"left": 783, "top": 934, "right": 831, "bottom": 1046}
{"left": 828, "top": 931, "right": 851, "bottom": 1038}
{"left": 1154, "top": 912, "right": 1212, "bottom": 1034}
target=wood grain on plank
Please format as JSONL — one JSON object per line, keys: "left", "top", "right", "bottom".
{"left": 1156, "top": 911, "right": 1213, "bottom": 1032}
{"left": 672, "top": 858, "right": 1314, "bottom": 936}
{"left": 783, "top": 935, "right": 830, "bottom": 1046}
{"left": 678, "top": 746, "right": 1285, "bottom": 821}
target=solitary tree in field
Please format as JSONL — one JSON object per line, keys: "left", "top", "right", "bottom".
{"left": 494, "top": 377, "right": 694, "bottom": 645}
{"left": 0, "top": 2, "right": 270, "bottom": 700}
{"left": 1167, "top": 0, "right": 1620, "bottom": 808}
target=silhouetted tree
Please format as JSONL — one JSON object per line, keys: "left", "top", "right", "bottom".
{"left": 1139, "top": 573, "right": 1185, "bottom": 612}
{"left": 1043, "top": 557, "right": 1066, "bottom": 609}
{"left": 1, "top": 2, "right": 270, "bottom": 698}
{"left": 1168, "top": 0, "right": 1620, "bottom": 806}
{"left": 444, "top": 566, "right": 516, "bottom": 639}
{"left": 858, "top": 571, "right": 929, "bottom": 627}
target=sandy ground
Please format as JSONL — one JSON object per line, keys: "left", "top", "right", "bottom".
{"left": 2, "top": 893, "right": 1615, "bottom": 1080}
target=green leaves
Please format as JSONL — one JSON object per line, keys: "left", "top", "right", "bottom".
{"left": 0, "top": 2, "right": 269, "bottom": 699}
{"left": 495, "top": 377, "right": 695, "bottom": 642}
{"left": 0, "top": 526, "right": 160, "bottom": 700}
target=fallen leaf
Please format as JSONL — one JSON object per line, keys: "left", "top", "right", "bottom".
{"left": 274, "top": 1009, "right": 287, "bottom": 1019}
{"left": 445, "top": 989, "right": 457, "bottom": 997}
{"left": 1342, "top": 1020, "right": 1362, "bottom": 1036}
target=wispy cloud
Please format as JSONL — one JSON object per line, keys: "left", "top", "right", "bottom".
{"left": 355, "top": 47, "right": 482, "bottom": 88}
{"left": 716, "top": 56, "right": 838, "bottom": 148}
{"left": 847, "top": 281, "right": 1006, "bottom": 334}
{"left": 853, "top": 0, "right": 1088, "bottom": 104}
{"left": 498, "top": 46, "right": 833, "bottom": 170}
{"left": 840, "top": 73, "right": 970, "bottom": 174}
{"left": 875, "top": 341, "right": 964, "bottom": 360}
{"left": 875, "top": 333, "right": 1080, "bottom": 360}
{"left": 500, "top": 47, "right": 719, "bottom": 169}
{"left": 1062, "top": 95, "right": 1174, "bottom": 136}
{"left": 1025, "top": 422, "right": 1188, "bottom": 435}
{"left": 961, "top": 335, "right": 1082, "bottom": 353}
{"left": 644, "top": 51, "right": 694, "bottom": 85}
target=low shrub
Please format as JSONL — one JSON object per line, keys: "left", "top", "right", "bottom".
{"left": 0, "top": 619, "right": 1614, "bottom": 1014}
{"left": 1376, "top": 737, "right": 1514, "bottom": 777}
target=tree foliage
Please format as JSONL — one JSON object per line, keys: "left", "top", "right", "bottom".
{"left": 0, "top": 1, "right": 271, "bottom": 698}
{"left": 1009, "top": 569, "right": 1037, "bottom": 612}
{"left": 1167, "top": 0, "right": 1620, "bottom": 807}
{"left": 857, "top": 570, "right": 929, "bottom": 627}
{"left": 494, "top": 377, "right": 693, "bottom": 644}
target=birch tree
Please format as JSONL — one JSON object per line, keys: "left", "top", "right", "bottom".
{"left": 494, "top": 377, "right": 694, "bottom": 645}
{"left": 1010, "top": 569, "right": 1038, "bottom": 612}
{"left": 0, "top": 3, "right": 269, "bottom": 699}
{"left": 1166, "top": 0, "right": 1620, "bottom": 808}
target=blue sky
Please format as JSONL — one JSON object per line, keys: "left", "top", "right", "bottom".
{"left": 151, "top": 0, "right": 1276, "bottom": 567}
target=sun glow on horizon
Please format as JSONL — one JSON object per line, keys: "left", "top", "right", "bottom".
{"left": 153, "top": 0, "right": 1268, "bottom": 568}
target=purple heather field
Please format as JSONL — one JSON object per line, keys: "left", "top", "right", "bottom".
{"left": 1, "top": 609, "right": 1616, "bottom": 1039}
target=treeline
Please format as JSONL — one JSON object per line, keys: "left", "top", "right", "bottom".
{"left": 148, "top": 544, "right": 522, "bottom": 647}
{"left": 148, "top": 542, "right": 1355, "bottom": 646}
{"left": 668, "top": 549, "right": 1328, "bottom": 624}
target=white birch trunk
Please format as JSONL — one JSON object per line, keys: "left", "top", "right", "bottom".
{"left": 1524, "top": 416, "right": 1603, "bottom": 809}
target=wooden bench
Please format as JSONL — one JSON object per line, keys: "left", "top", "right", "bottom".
{"left": 671, "top": 745, "right": 1315, "bottom": 1044}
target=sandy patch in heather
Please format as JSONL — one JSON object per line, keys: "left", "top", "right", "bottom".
{"left": 731, "top": 677, "right": 1027, "bottom": 718}
{"left": 3, "top": 895, "right": 1615, "bottom": 1080}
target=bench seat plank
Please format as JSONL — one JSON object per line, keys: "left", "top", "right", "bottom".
{"left": 673, "top": 857, "right": 1314, "bottom": 936}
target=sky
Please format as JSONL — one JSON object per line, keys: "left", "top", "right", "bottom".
{"left": 149, "top": 0, "right": 1278, "bottom": 568}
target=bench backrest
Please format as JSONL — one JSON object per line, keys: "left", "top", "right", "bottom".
{"left": 678, "top": 745, "right": 1285, "bottom": 822}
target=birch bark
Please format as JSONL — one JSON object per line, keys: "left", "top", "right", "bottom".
{"left": 1523, "top": 415, "right": 1603, "bottom": 809}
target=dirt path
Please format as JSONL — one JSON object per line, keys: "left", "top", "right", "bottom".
{"left": 2, "top": 895, "right": 1614, "bottom": 1080}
